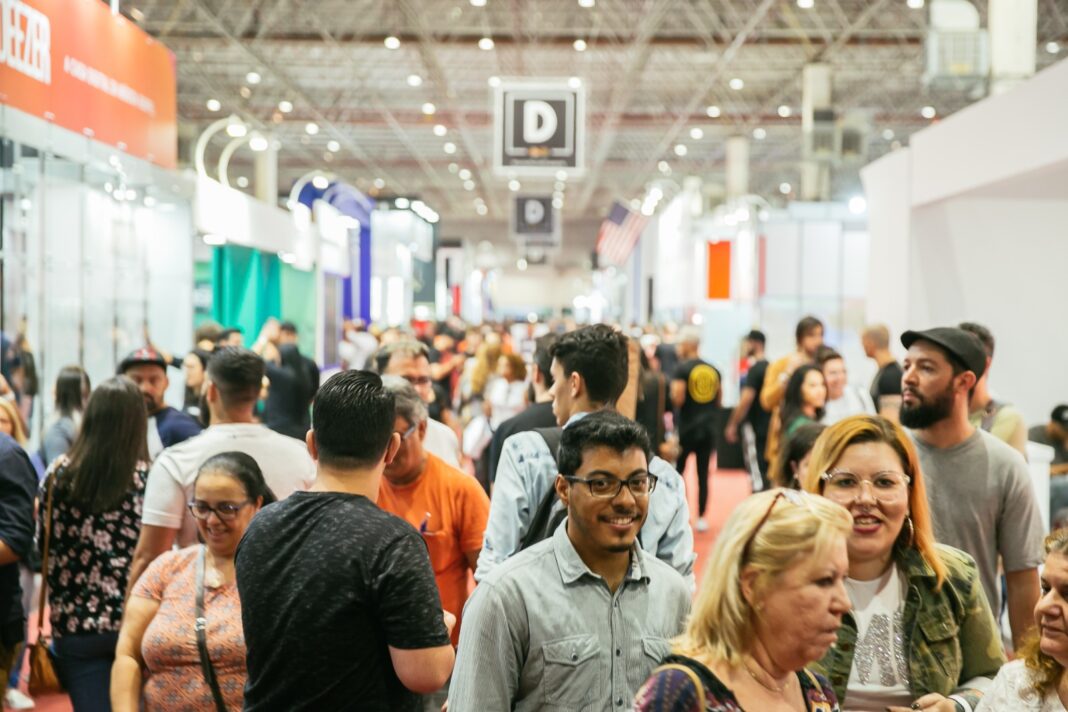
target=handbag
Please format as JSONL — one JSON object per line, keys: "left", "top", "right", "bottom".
{"left": 195, "top": 546, "right": 229, "bottom": 712}
{"left": 28, "top": 474, "right": 62, "bottom": 696}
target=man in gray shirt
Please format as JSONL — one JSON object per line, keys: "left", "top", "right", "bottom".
{"left": 449, "top": 411, "right": 691, "bottom": 711}
{"left": 900, "top": 326, "right": 1043, "bottom": 649}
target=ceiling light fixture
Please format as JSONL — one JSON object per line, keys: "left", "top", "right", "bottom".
{"left": 422, "top": 102, "right": 437, "bottom": 115}
{"left": 753, "top": 127, "right": 767, "bottom": 139}
{"left": 920, "top": 105, "right": 936, "bottom": 119}
{"left": 384, "top": 36, "right": 401, "bottom": 49}
{"left": 248, "top": 133, "right": 269, "bottom": 152}
{"left": 433, "top": 124, "right": 447, "bottom": 136}
{"left": 578, "top": 0, "right": 595, "bottom": 7}
{"left": 470, "top": 0, "right": 486, "bottom": 5}
{"left": 245, "top": 71, "right": 261, "bottom": 85}
{"left": 476, "top": 204, "right": 488, "bottom": 216}
{"left": 305, "top": 122, "right": 319, "bottom": 135}
{"left": 239, "top": 86, "right": 252, "bottom": 99}
{"left": 573, "top": 39, "right": 587, "bottom": 52}
{"left": 882, "top": 128, "right": 895, "bottom": 140}
{"left": 658, "top": 160, "right": 670, "bottom": 174}
{"left": 906, "top": 0, "right": 924, "bottom": 8}
{"left": 568, "top": 76, "right": 582, "bottom": 89}
{"left": 555, "top": 170, "right": 568, "bottom": 181}
{"left": 729, "top": 77, "right": 744, "bottom": 90}
{"left": 488, "top": 75, "right": 501, "bottom": 87}
{"left": 373, "top": 178, "right": 386, "bottom": 189}
{"left": 278, "top": 100, "right": 293, "bottom": 113}
{"left": 206, "top": 99, "right": 221, "bottom": 112}
{"left": 226, "top": 121, "right": 247, "bottom": 138}
{"left": 478, "top": 37, "right": 495, "bottom": 50}
{"left": 407, "top": 74, "right": 423, "bottom": 87}
{"left": 689, "top": 127, "right": 704, "bottom": 140}
{"left": 779, "top": 182, "right": 792, "bottom": 194}
{"left": 312, "top": 175, "right": 329, "bottom": 189}
{"left": 443, "top": 142, "right": 457, "bottom": 154}
{"left": 673, "top": 144, "right": 687, "bottom": 156}
{"left": 706, "top": 105, "right": 721, "bottom": 118}
{"left": 235, "top": 177, "right": 249, "bottom": 188}
{"left": 327, "top": 140, "right": 340, "bottom": 152}
{"left": 797, "top": 0, "right": 814, "bottom": 8}
{"left": 464, "top": 180, "right": 476, "bottom": 190}
{"left": 778, "top": 105, "right": 792, "bottom": 118}
{"left": 1046, "top": 41, "right": 1060, "bottom": 54}
{"left": 459, "top": 168, "right": 472, "bottom": 180}
{"left": 508, "top": 179, "right": 521, "bottom": 191}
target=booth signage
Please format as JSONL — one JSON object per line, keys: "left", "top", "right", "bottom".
{"left": 0, "top": 0, "right": 178, "bottom": 168}
{"left": 495, "top": 80, "right": 585, "bottom": 177}
{"left": 512, "top": 195, "right": 560, "bottom": 247}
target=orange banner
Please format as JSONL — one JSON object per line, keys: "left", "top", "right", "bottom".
{"left": 0, "top": 0, "right": 177, "bottom": 168}
{"left": 706, "top": 241, "right": 731, "bottom": 300}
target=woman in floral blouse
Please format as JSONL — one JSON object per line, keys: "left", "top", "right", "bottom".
{"left": 39, "top": 376, "right": 148, "bottom": 711}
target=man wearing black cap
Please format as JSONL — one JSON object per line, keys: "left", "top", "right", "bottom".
{"left": 1030, "top": 405, "right": 1068, "bottom": 473}
{"left": 119, "top": 347, "right": 202, "bottom": 459}
{"left": 900, "top": 326, "right": 1043, "bottom": 649}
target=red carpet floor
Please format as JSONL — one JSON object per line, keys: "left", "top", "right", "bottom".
{"left": 21, "top": 456, "right": 750, "bottom": 712}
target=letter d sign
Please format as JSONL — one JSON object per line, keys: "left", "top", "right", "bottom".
{"left": 524, "top": 199, "right": 545, "bottom": 226}
{"left": 522, "top": 101, "right": 557, "bottom": 145}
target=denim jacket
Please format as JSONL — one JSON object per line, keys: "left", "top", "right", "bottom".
{"left": 812, "top": 544, "right": 1005, "bottom": 711}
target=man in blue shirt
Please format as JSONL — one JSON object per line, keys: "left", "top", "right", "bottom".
{"left": 475, "top": 324, "right": 695, "bottom": 586}
{"left": 119, "top": 348, "right": 202, "bottom": 459}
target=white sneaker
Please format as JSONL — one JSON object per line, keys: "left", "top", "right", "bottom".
{"left": 695, "top": 518, "right": 709, "bottom": 533}
{"left": 5, "top": 688, "right": 35, "bottom": 710}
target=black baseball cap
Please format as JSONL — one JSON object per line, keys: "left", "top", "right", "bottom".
{"left": 900, "top": 327, "right": 987, "bottom": 380}
{"left": 1052, "top": 405, "right": 1068, "bottom": 428}
{"left": 118, "top": 347, "right": 168, "bottom": 374}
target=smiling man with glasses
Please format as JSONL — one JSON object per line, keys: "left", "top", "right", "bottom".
{"left": 448, "top": 411, "right": 690, "bottom": 712}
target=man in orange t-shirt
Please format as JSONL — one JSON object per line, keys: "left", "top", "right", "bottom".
{"left": 377, "top": 376, "right": 490, "bottom": 649}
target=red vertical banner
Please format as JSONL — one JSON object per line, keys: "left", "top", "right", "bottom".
{"left": 706, "top": 241, "right": 731, "bottom": 300}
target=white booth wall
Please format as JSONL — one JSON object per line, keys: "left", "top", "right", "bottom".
{"left": 862, "top": 57, "right": 1068, "bottom": 425}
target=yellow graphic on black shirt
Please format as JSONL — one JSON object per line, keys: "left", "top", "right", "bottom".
{"left": 687, "top": 364, "right": 720, "bottom": 404}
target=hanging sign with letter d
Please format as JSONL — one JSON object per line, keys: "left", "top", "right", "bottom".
{"left": 494, "top": 79, "right": 585, "bottom": 177}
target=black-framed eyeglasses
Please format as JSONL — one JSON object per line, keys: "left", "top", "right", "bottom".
{"left": 563, "top": 472, "right": 658, "bottom": 498}
{"left": 741, "top": 489, "right": 811, "bottom": 562}
{"left": 188, "top": 500, "right": 252, "bottom": 521}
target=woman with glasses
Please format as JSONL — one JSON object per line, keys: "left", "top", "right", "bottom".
{"left": 112, "top": 452, "right": 276, "bottom": 712}
{"left": 801, "top": 415, "right": 1004, "bottom": 712}
{"left": 635, "top": 488, "right": 851, "bottom": 711}
{"left": 38, "top": 376, "right": 148, "bottom": 711}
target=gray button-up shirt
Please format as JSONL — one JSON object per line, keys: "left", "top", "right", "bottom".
{"left": 449, "top": 521, "right": 691, "bottom": 712}
{"left": 475, "top": 411, "right": 696, "bottom": 586}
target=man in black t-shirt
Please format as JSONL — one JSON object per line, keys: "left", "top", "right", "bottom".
{"left": 725, "top": 330, "right": 771, "bottom": 486}
{"left": 862, "top": 324, "right": 904, "bottom": 419}
{"left": 670, "top": 327, "right": 721, "bottom": 530}
{"left": 0, "top": 434, "right": 34, "bottom": 685}
{"left": 236, "top": 371, "right": 454, "bottom": 712}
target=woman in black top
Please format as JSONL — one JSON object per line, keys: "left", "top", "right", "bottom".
{"left": 39, "top": 376, "right": 148, "bottom": 712}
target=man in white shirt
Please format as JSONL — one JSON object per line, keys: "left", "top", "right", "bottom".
{"left": 374, "top": 340, "right": 462, "bottom": 467}
{"left": 126, "top": 347, "right": 316, "bottom": 593}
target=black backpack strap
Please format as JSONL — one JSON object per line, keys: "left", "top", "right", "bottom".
{"left": 519, "top": 428, "right": 564, "bottom": 551}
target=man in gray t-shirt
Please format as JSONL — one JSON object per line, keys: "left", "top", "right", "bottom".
{"left": 900, "top": 327, "right": 1044, "bottom": 650}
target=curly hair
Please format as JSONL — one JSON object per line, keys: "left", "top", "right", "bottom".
{"left": 1019, "top": 528, "right": 1068, "bottom": 696}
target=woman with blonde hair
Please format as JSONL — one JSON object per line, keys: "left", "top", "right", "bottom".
{"left": 977, "top": 529, "right": 1068, "bottom": 711}
{"left": 635, "top": 488, "right": 851, "bottom": 710}
{"left": 0, "top": 398, "right": 28, "bottom": 446}
{"left": 801, "top": 415, "right": 1004, "bottom": 712}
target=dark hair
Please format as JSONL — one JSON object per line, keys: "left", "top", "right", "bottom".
{"left": 279, "top": 343, "right": 315, "bottom": 404}
{"left": 61, "top": 377, "right": 148, "bottom": 513}
{"left": 312, "top": 370, "right": 395, "bottom": 468}
{"left": 194, "top": 320, "right": 223, "bottom": 345}
{"left": 533, "top": 334, "right": 559, "bottom": 389}
{"left": 558, "top": 410, "right": 652, "bottom": 478}
{"left": 207, "top": 347, "right": 266, "bottom": 409}
{"left": 371, "top": 340, "right": 429, "bottom": 375}
{"left": 280, "top": 321, "right": 298, "bottom": 335}
{"left": 816, "top": 346, "right": 843, "bottom": 368}
{"left": 217, "top": 327, "right": 243, "bottom": 344}
{"left": 549, "top": 325, "right": 628, "bottom": 406}
{"left": 54, "top": 365, "right": 90, "bottom": 417}
{"left": 959, "top": 322, "right": 994, "bottom": 358}
{"left": 795, "top": 316, "right": 824, "bottom": 345}
{"left": 781, "top": 364, "right": 826, "bottom": 431}
{"left": 746, "top": 330, "right": 766, "bottom": 345}
{"left": 195, "top": 451, "right": 277, "bottom": 505}
{"left": 186, "top": 348, "right": 211, "bottom": 372}
{"left": 772, "top": 422, "right": 825, "bottom": 488}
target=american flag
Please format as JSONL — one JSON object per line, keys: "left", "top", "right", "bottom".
{"left": 595, "top": 201, "right": 648, "bottom": 267}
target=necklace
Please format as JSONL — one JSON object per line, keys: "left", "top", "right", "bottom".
{"left": 743, "top": 659, "right": 790, "bottom": 694}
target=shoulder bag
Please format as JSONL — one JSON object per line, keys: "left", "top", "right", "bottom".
{"left": 195, "top": 546, "right": 229, "bottom": 712}
{"left": 28, "top": 474, "right": 63, "bottom": 696}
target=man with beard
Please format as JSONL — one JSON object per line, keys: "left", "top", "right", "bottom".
{"left": 900, "top": 326, "right": 1042, "bottom": 648}
{"left": 119, "top": 347, "right": 202, "bottom": 459}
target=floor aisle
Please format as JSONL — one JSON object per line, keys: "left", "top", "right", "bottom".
{"left": 22, "top": 460, "right": 752, "bottom": 712}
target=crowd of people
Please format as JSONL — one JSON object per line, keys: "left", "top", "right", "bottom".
{"left": 0, "top": 312, "right": 1062, "bottom": 711}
